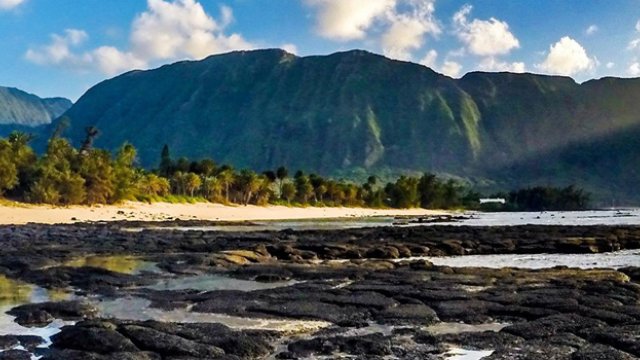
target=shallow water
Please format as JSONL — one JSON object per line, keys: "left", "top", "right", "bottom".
{"left": 145, "top": 273, "right": 298, "bottom": 291}
{"left": 445, "top": 348, "right": 494, "bottom": 360}
{"left": 126, "top": 217, "right": 400, "bottom": 232}
{"left": 395, "top": 249, "right": 640, "bottom": 269}
{"left": 424, "top": 322, "right": 509, "bottom": 335}
{"left": 442, "top": 210, "right": 640, "bottom": 226}
{"left": 124, "top": 210, "right": 640, "bottom": 232}
{"left": 95, "top": 297, "right": 331, "bottom": 333}
{"left": 0, "top": 276, "right": 74, "bottom": 359}
{"left": 63, "top": 255, "right": 162, "bottom": 275}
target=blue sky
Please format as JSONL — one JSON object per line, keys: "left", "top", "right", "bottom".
{"left": 1, "top": 0, "right": 640, "bottom": 100}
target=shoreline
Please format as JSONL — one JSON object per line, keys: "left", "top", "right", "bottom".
{"left": 0, "top": 201, "right": 448, "bottom": 225}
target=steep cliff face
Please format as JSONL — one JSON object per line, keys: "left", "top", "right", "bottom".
{"left": 60, "top": 49, "right": 483, "bottom": 172}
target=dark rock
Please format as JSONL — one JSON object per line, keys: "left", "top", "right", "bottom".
{"left": 571, "top": 344, "right": 637, "bottom": 360}
{"left": 51, "top": 324, "right": 139, "bottom": 353}
{"left": 0, "top": 350, "right": 31, "bottom": 360}
{"left": 8, "top": 301, "right": 97, "bottom": 326}
{"left": 503, "top": 314, "right": 606, "bottom": 339}
{"left": 287, "top": 333, "right": 392, "bottom": 357}
{"left": 119, "top": 325, "right": 225, "bottom": 358}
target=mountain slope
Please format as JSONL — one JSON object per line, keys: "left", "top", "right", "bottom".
{"left": 0, "top": 86, "right": 72, "bottom": 127}
{"left": 61, "top": 50, "right": 482, "bottom": 172}
{"left": 54, "top": 49, "right": 640, "bottom": 203}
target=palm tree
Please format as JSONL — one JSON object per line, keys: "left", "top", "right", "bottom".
{"left": 217, "top": 168, "right": 235, "bottom": 203}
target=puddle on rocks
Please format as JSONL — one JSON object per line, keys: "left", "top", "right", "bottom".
{"left": 63, "top": 255, "right": 162, "bottom": 275}
{"left": 123, "top": 217, "right": 403, "bottom": 233}
{"left": 95, "top": 297, "right": 331, "bottom": 334}
{"left": 0, "top": 275, "right": 74, "bottom": 359}
{"left": 144, "top": 273, "right": 298, "bottom": 292}
{"left": 424, "top": 322, "right": 509, "bottom": 335}
{"left": 445, "top": 348, "right": 494, "bottom": 360}
{"left": 392, "top": 249, "right": 640, "bottom": 269}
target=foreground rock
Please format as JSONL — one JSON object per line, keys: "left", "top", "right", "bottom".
{"left": 44, "top": 320, "right": 275, "bottom": 360}
{"left": 0, "top": 222, "right": 638, "bottom": 359}
{"left": 8, "top": 301, "right": 97, "bottom": 326}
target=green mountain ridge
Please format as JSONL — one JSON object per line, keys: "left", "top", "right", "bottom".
{"left": 50, "top": 49, "right": 640, "bottom": 204}
{"left": 0, "top": 86, "right": 72, "bottom": 128}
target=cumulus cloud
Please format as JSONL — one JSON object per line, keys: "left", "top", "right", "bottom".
{"left": 478, "top": 57, "right": 525, "bottom": 73}
{"left": 305, "top": 0, "right": 395, "bottom": 41}
{"left": 381, "top": 0, "right": 440, "bottom": 60}
{"left": 418, "top": 49, "right": 462, "bottom": 77}
{"left": 25, "top": 29, "right": 93, "bottom": 70}
{"left": 629, "top": 61, "right": 640, "bottom": 76}
{"left": 441, "top": 60, "right": 462, "bottom": 77}
{"left": 419, "top": 49, "right": 438, "bottom": 68}
{"left": 606, "top": 62, "right": 615, "bottom": 69}
{"left": 628, "top": 20, "right": 640, "bottom": 50}
{"left": 305, "top": 0, "right": 441, "bottom": 61}
{"left": 585, "top": 25, "right": 598, "bottom": 36}
{"left": 129, "top": 1, "right": 249, "bottom": 61}
{"left": 536, "top": 36, "right": 596, "bottom": 76}
{"left": 281, "top": 43, "right": 299, "bottom": 55}
{"left": 453, "top": 5, "right": 520, "bottom": 57}
{"left": 0, "top": 0, "right": 25, "bottom": 10}
{"left": 26, "top": 0, "right": 252, "bottom": 75}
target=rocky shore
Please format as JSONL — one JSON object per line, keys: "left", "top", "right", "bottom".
{"left": 0, "top": 222, "right": 638, "bottom": 359}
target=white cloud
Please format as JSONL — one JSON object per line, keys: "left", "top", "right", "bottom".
{"left": 129, "top": 1, "right": 250, "bottom": 61}
{"left": 585, "top": 24, "right": 598, "bottom": 35}
{"left": 453, "top": 5, "right": 520, "bottom": 57}
{"left": 381, "top": 0, "right": 440, "bottom": 60}
{"left": 25, "top": 29, "right": 92, "bottom": 70}
{"left": 536, "top": 36, "right": 596, "bottom": 76}
{"left": 629, "top": 20, "right": 640, "bottom": 50}
{"left": 478, "top": 57, "right": 525, "bottom": 73}
{"left": 419, "top": 49, "right": 438, "bottom": 68}
{"left": 441, "top": 60, "right": 462, "bottom": 77}
{"left": 281, "top": 43, "right": 298, "bottom": 55}
{"left": 0, "top": 0, "right": 25, "bottom": 10}
{"left": 305, "top": 0, "right": 395, "bottom": 41}
{"left": 418, "top": 49, "right": 462, "bottom": 77}
{"left": 305, "top": 0, "right": 441, "bottom": 61}
{"left": 26, "top": 0, "right": 253, "bottom": 75}
{"left": 606, "top": 62, "right": 615, "bottom": 69}
{"left": 629, "top": 61, "right": 640, "bottom": 76}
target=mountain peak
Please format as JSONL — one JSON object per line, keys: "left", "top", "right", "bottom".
{"left": 0, "top": 86, "right": 72, "bottom": 127}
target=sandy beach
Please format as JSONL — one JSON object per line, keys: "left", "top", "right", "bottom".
{"left": 0, "top": 201, "right": 447, "bottom": 225}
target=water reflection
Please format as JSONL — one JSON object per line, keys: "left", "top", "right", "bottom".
{"left": 445, "top": 348, "right": 494, "bottom": 360}
{"left": 0, "top": 276, "right": 74, "bottom": 358}
{"left": 95, "top": 297, "right": 331, "bottom": 333}
{"left": 64, "top": 255, "right": 161, "bottom": 275}
{"left": 145, "top": 273, "right": 298, "bottom": 292}
{"left": 0, "top": 275, "right": 32, "bottom": 307}
{"left": 424, "top": 322, "right": 508, "bottom": 335}
{"left": 393, "top": 249, "right": 640, "bottom": 269}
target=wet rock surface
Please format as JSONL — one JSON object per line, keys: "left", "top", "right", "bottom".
{"left": 0, "top": 222, "right": 639, "bottom": 359}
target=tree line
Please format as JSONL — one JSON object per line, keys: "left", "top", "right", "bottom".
{"left": 0, "top": 129, "right": 590, "bottom": 210}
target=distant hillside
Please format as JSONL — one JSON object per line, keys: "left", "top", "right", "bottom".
{"left": 53, "top": 49, "right": 640, "bottom": 204}
{"left": 0, "top": 86, "right": 71, "bottom": 127}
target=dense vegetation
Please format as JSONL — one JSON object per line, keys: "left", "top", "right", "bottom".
{"left": 0, "top": 130, "right": 480, "bottom": 209}
{"left": 0, "top": 129, "right": 591, "bottom": 211}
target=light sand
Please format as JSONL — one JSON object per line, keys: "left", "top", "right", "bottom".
{"left": 0, "top": 201, "right": 447, "bottom": 225}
